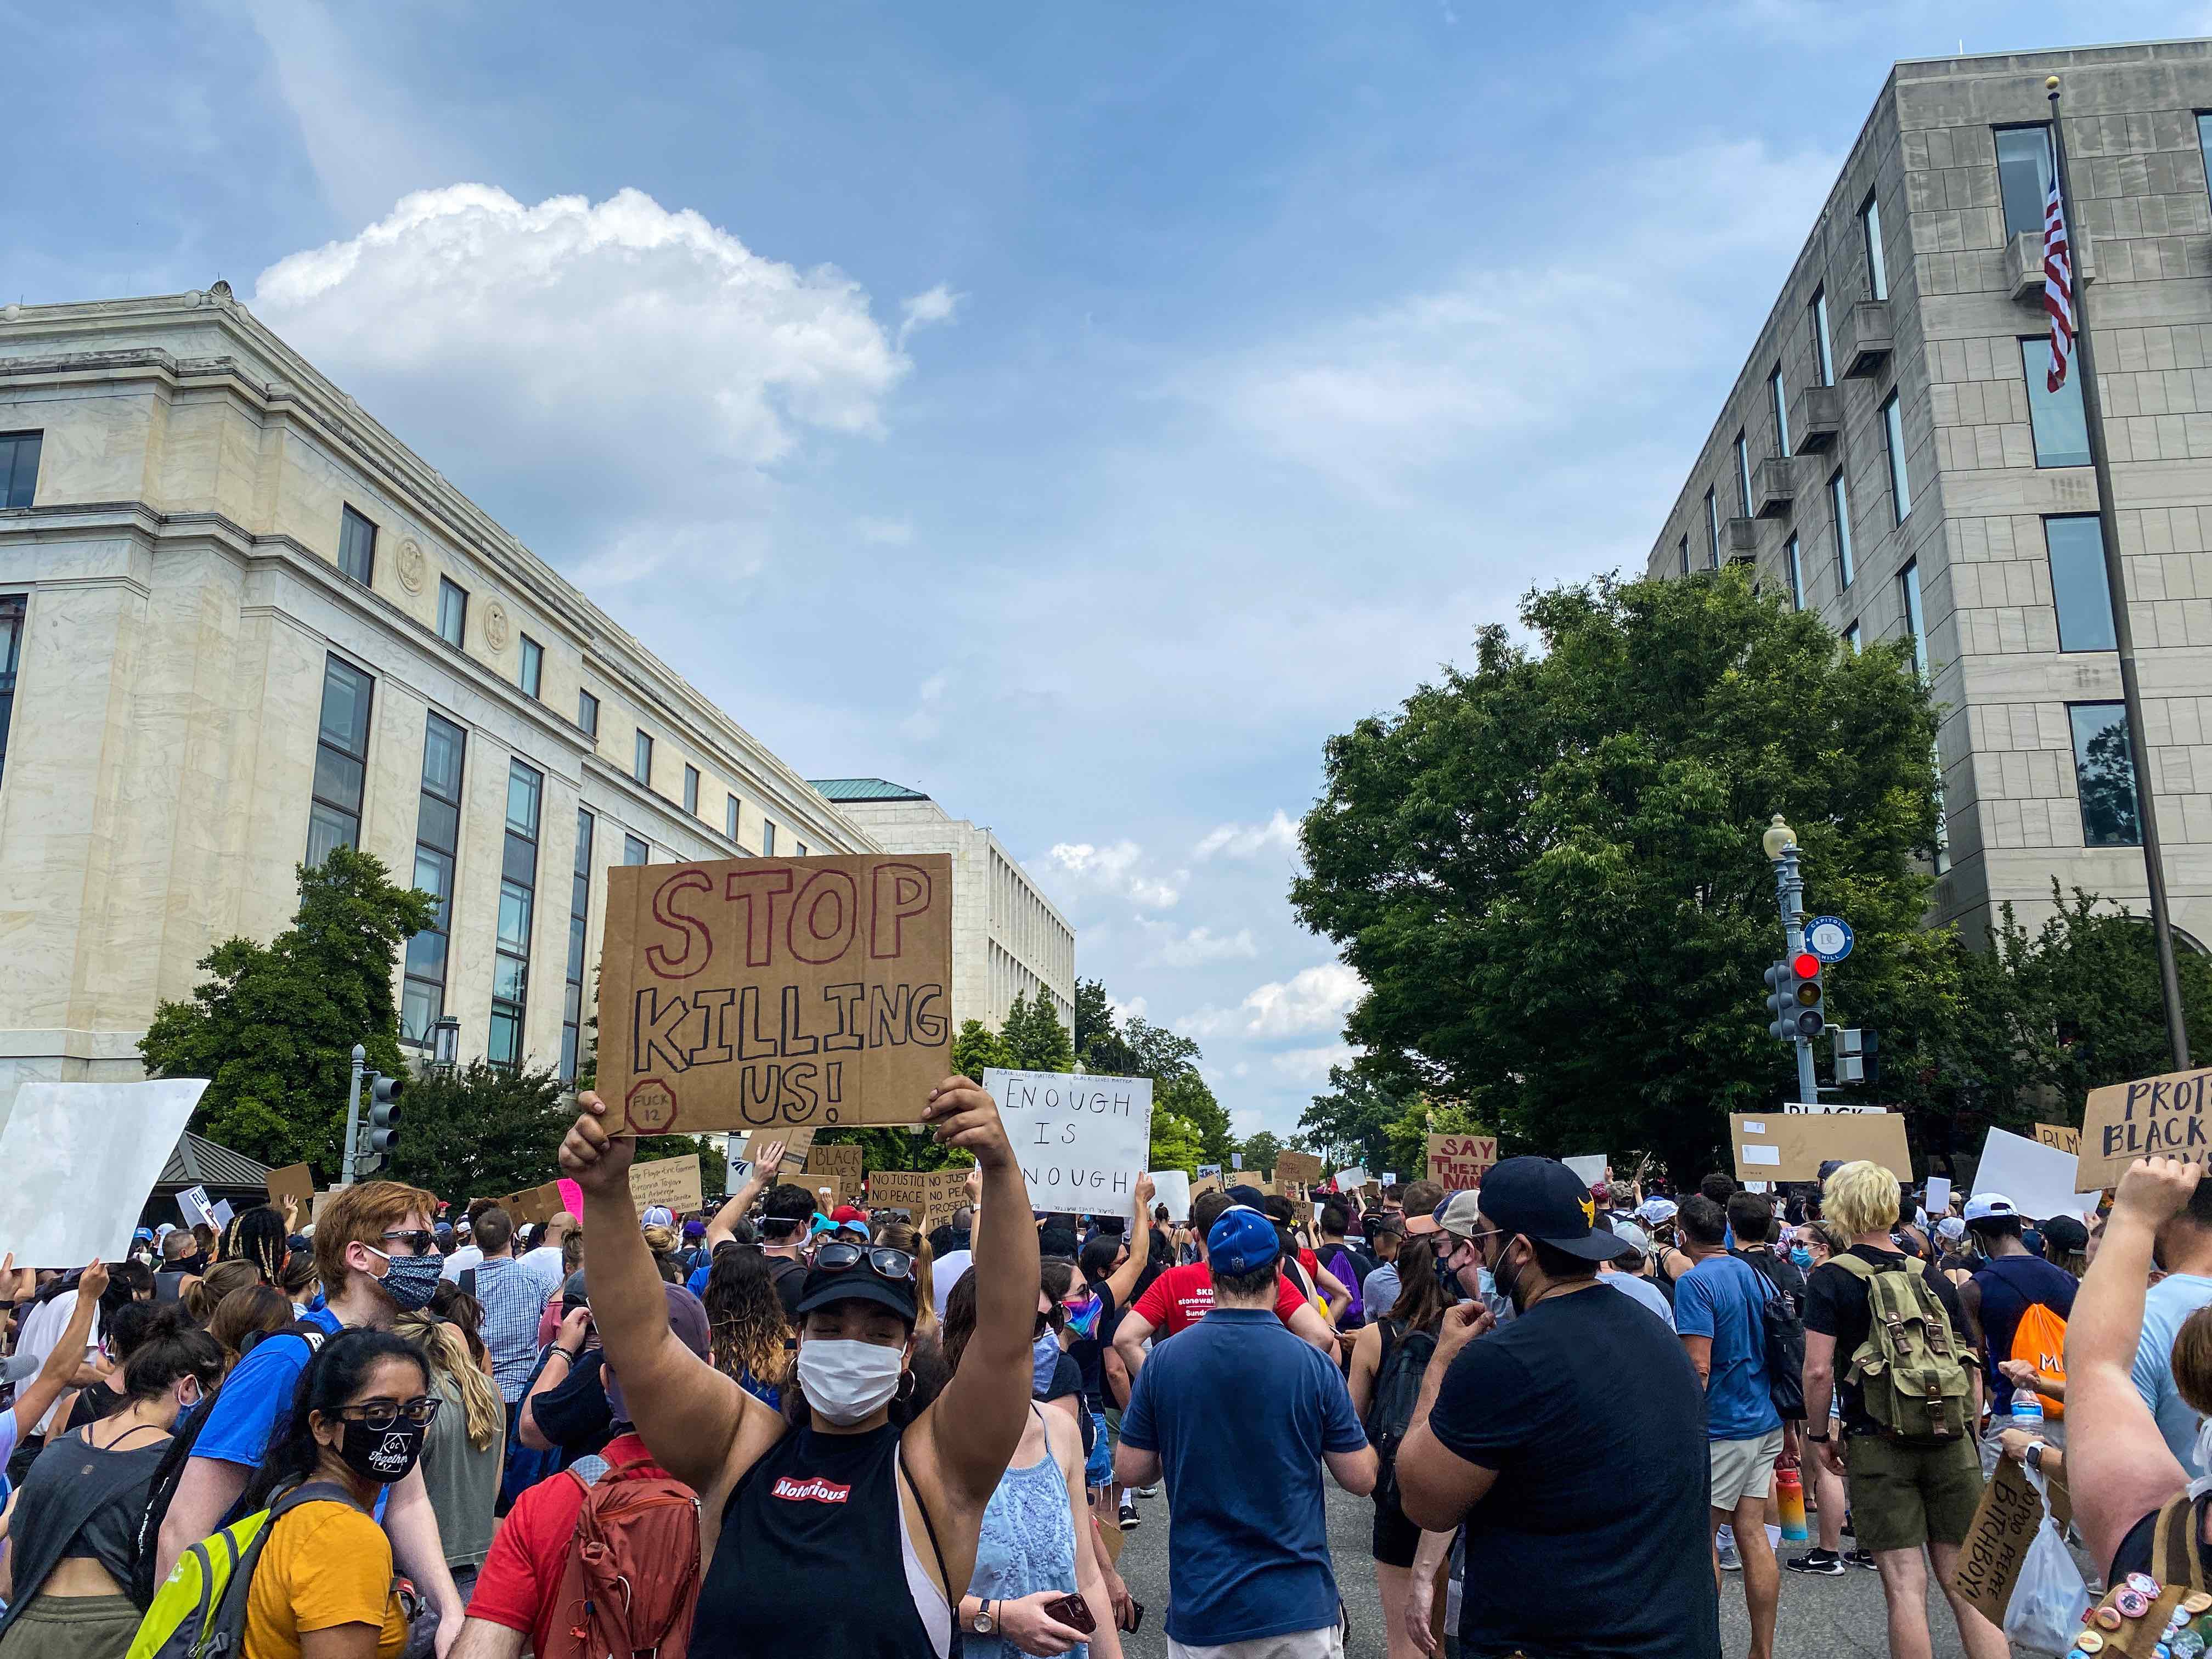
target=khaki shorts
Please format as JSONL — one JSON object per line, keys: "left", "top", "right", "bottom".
{"left": 1844, "top": 1432, "right": 1984, "bottom": 1554}
{"left": 1169, "top": 1623, "right": 1345, "bottom": 1659}
{"left": 1709, "top": 1428, "right": 1785, "bottom": 1510}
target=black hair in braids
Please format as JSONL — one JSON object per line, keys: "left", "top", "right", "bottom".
{"left": 225, "top": 1205, "right": 292, "bottom": 1287}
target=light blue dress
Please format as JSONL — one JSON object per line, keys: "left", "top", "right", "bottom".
{"left": 965, "top": 1409, "right": 1086, "bottom": 1659}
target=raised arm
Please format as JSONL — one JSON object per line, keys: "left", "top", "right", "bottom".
{"left": 916, "top": 1076, "right": 1040, "bottom": 1509}
{"left": 9, "top": 1260, "right": 106, "bottom": 1437}
{"left": 704, "top": 1141, "right": 785, "bottom": 1251}
{"left": 1098, "top": 1175, "right": 1154, "bottom": 1310}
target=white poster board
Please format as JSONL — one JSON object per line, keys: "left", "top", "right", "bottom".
{"left": 1146, "top": 1170, "right": 1192, "bottom": 1225}
{"left": 983, "top": 1069, "right": 1152, "bottom": 1221}
{"left": 1563, "top": 1154, "right": 1607, "bottom": 1187}
{"left": 177, "top": 1184, "right": 215, "bottom": 1228}
{"left": 1923, "top": 1176, "right": 1952, "bottom": 1216}
{"left": 209, "top": 1199, "right": 235, "bottom": 1230}
{"left": 1973, "top": 1127, "right": 2103, "bottom": 1222}
{"left": 1337, "top": 1166, "right": 1370, "bottom": 1192}
{"left": 0, "top": 1081, "right": 207, "bottom": 1266}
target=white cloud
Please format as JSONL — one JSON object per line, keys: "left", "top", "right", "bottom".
{"left": 1137, "top": 921, "right": 1259, "bottom": 968}
{"left": 1175, "top": 961, "right": 1364, "bottom": 1040}
{"left": 898, "top": 283, "right": 963, "bottom": 348}
{"left": 1271, "top": 1043, "right": 1358, "bottom": 1081}
{"left": 1107, "top": 994, "right": 1147, "bottom": 1025}
{"left": 1045, "top": 841, "right": 1183, "bottom": 910}
{"left": 1194, "top": 809, "right": 1299, "bottom": 861}
{"left": 854, "top": 516, "right": 915, "bottom": 545}
{"left": 900, "top": 672, "right": 951, "bottom": 742}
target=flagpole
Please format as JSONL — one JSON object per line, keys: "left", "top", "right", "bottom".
{"left": 2049, "top": 74, "right": 2193, "bottom": 1069}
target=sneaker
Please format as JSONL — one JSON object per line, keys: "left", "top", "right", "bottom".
{"left": 1786, "top": 1549, "right": 1846, "bottom": 1576}
{"left": 1119, "top": 1498, "right": 1140, "bottom": 1530}
{"left": 1138, "top": 1485, "right": 1159, "bottom": 1498}
{"left": 1717, "top": 1538, "right": 1741, "bottom": 1572}
{"left": 1845, "top": 1548, "right": 1878, "bottom": 1571}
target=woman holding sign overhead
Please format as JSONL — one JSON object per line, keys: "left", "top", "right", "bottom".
{"left": 553, "top": 1075, "right": 1040, "bottom": 1659}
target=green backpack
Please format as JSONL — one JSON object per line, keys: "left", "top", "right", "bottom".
{"left": 126, "top": 1481, "right": 357, "bottom": 1659}
{"left": 1829, "top": 1254, "right": 1972, "bottom": 1441}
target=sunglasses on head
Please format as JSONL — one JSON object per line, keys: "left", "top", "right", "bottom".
{"left": 812, "top": 1242, "right": 915, "bottom": 1282}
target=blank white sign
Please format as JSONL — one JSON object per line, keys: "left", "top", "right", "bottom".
{"left": 0, "top": 1080, "right": 206, "bottom": 1267}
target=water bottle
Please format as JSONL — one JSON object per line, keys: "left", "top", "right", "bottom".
{"left": 2013, "top": 1386, "right": 2045, "bottom": 1437}
{"left": 1775, "top": 1463, "right": 1809, "bottom": 1541}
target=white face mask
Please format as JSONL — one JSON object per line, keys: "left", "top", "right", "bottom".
{"left": 2190, "top": 1414, "right": 2212, "bottom": 1499}
{"left": 796, "top": 1338, "right": 906, "bottom": 1426}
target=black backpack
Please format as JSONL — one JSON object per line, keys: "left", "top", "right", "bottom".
{"left": 1363, "top": 1319, "right": 1438, "bottom": 1507}
{"left": 1734, "top": 1250, "right": 1807, "bottom": 1420}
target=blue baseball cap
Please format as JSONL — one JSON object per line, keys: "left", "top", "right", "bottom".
{"left": 1206, "top": 1206, "right": 1282, "bottom": 1275}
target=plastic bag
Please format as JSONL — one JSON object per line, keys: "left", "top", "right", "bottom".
{"left": 2006, "top": 1469, "right": 2089, "bottom": 1656}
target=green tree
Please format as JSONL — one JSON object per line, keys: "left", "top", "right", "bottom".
{"left": 140, "top": 847, "right": 436, "bottom": 1176}
{"left": 1300, "top": 1063, "right": 1414, "bottom": 1172}
{"left": 1122, "top": 1019, "right": 1201, "bottom": 1084}
{"left": 1074, "top": 979, "right": 1141, "bottom": 1076}
{"left": 1240, "top": 1130, "right": 1284, "bottom": 1178}
{"left": 952, "top": 1018, "right": 1011, "bottom": 1082}
{"left": 1148, "top": 1102, "right": 1205, "bottom": 1175}
{"left": 1001, "top": 991, "right": 1076, "bottom": 1074}
{"left": 1292, "top": 570, "right": 1955, "bottom": 1181}
{"left": 385, "top": 1060, "right": 570, "bottom": 1201}
{"left": 1158, "top": 1071, "right": 1233, "bottom": 1165}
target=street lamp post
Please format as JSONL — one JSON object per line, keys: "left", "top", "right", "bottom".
{"left": 341, "top": 1042, "right": 366, "bottom": 1188}
{"left": 1763, "top": 816, "right": 1820, "bottom": 1104}
{"left": 431, "top": 1015, "right": 460, "bottom": 1075}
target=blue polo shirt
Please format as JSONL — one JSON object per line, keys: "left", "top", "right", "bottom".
{"left": 1118, "top": 1306, "right": 1366, "bottom": 1646}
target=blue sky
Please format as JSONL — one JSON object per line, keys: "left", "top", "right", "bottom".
{"left": 10, "top": 1, "right": 2203, "bottom": 1141}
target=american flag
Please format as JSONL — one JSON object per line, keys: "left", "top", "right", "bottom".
{"left": 2044, "top": 163, "right": 2075, "bottom": 392}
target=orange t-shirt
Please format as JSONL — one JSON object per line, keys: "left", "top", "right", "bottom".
{"left": 244, "top": 1499, "right": 409, "bottom": 1659}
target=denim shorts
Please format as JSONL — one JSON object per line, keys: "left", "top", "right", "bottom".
{"left": 1086, "top": 1410, "right": 1113, "bottom": 1487}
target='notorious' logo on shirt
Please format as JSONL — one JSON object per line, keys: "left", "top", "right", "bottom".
{"left": 771, "top": 1475, "right": 853, "bottom": 1505}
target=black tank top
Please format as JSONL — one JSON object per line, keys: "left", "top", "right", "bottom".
{"left": 699, "top": 1423, "right": 956, "bottom": 1659}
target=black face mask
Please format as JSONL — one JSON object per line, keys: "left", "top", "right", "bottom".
{"left": 336, "top": 1419, "right": 427, "bottom": 1486}
{"left": 172, "top": 1252, "right": 207, "bottom": 1277}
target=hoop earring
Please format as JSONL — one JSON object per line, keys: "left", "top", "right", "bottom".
{"left": 895, "top": 1369, "right": 916, "bottom": 1403}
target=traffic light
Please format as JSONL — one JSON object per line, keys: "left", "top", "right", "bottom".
{"left": 1764, "top": 961, "right": 1797, "bottom": 1042}
{"left": 365, "top": 1071, "right": 404, "bottom": 1159}
{"left": 1790, "top": 951, "right": 1826, "bottom": 1040}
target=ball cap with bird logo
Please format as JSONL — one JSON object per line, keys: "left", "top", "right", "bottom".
{"left": 1447, "top": 1156, "right": 1637, "bottom": 1262}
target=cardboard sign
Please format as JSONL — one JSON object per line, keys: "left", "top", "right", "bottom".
{"left": 266, "top": 1163, "right": 316, "bottom": 1215}
{"left": 1974, "top": 1128, "right": 2102, "bottom": 1222}
{"left": 1946, "top": 1457, "right": 2042, "bottom": 1628}
{"left": 1785, "top": 1101, "right": 1887, "bottom": 1114}
{"left": 2034, "top": 1122, "right": 2081, "bottom": 1154}
{"left": 1190, "top": 1170, "right": 1223, "bottom": 1200}
{"left": 498, "top": 1183, "right": 567, "bottom": 1227}
{"left": 869, "top": 1169, "right": 967, "bottom": 1227}
{"left": 1276, "top": 1150, "right": 1323, "bottom": 1190}
{"left": 628, "top": 1154, "right": 704, "bottom": 1214}
{"left": 1427, "top": 1133, "right": 1497, "bottom": 1188}
{"left": 812, "top": 1144, "right": 865, "bottom": 1186}
{"left": 811, "top": 1173, "right": 864, "bottom": 1211}
{"left": 597, "top": 853, "right": 955, "bottom": 1133}
{"left": 984, "top": 1069, "right": 1152, "bottom": 1220}
{"left": 2080, "top": 1065, "right": 2212, "bottom": 1189}
{"left": 1730, "top": 1111, "right": 1910, "bottom": 1182}
{"left": 177, "top": 1184, "right": 216, "bottom": 1228}
{"left": 1146, "top": 1170, "right": 1192, "bottom": 1225}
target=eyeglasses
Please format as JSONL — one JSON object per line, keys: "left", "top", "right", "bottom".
{"left": 333, "top": 1396, "right": 441, "bottom": 1430}
{"left": 811, "top": 1243, "right": 915, "bottom": 1282}
{"left": 379, "top": 1229, "right": 438, "bottom": 1257}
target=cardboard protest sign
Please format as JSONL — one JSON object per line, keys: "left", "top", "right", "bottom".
{"left": 812, "top": 1144, "right": 865, "bottom": 1187}
{"left": 628, "top": 1154, "right": 704, "bottom": 1214}
{"left": 597, "top": 853, "right": 954, "bottom": 1134}
{"left": 1730, "top": 1111, "right": 1910, "bottom": 1183}
{"left": 1562, "top": 1154, "right": 1607, "bottom": 1188}
{"left": 2081, "top": 1065, "right": 2212, "bottom": 1189}
{"left": 266, "top": 1163, "right": 315, "bottom": 1215}
{"left": 811, "top": 1174, "right": 864, "bottom": 1211}
{"left": 984, "top": 1069, "right": 1152, "bottom": 1220}
{"left": 1427, "top": 1133, "right": 1498, "bottom": 1188}
{"left": 1146, "top": 1170, "right": 1192, "bottom": 1225}
{"left": 0, "top": 1081, "right": 206, "bottom": 1267}
{"left": 1784, "top": 1101, "right": 1887, "bottom": 1114}
{"left": 498, "top": 1184, "right": 566, "bottom": 1227}
{"left": 177, "top": 1185, "right": 216, "bottom": 1228}
{"left": 2034, "top": 1122, "right": 2081, "bottom": 1154}
{"left": 1276, "top": 1150, "right": 1323, "bottom": 1190}
{"left": 1974, "top": 1128, "right": 2101, "bottom": 1222}
{"left": 1190, "top": 1170, "right": 1223, "bottom": 1200}
{"left": 1945, "top": 1456, "right": 2043, "bottom": 1628}
{"left": 869, "top": 1169, "right": 966, "bottom": 1227}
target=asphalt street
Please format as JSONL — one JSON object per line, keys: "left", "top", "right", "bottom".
{"left": 1110, "top": 1481, "right": 1978, "bottom": 1658}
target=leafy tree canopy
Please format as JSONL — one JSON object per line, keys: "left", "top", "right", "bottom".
{"left": 1239, "top": 1130, "right": 1283, "bottom": 1178}
{"left": 385, "top": 1060, "right": 570, "bottom": 1202}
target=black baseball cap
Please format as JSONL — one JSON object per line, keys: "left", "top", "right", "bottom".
{"left": 1476, "top": 1157, "right": 1636, "bottom": 1262}
{"left": 795, "top": 1257, "right": 920, "bottom": 1325}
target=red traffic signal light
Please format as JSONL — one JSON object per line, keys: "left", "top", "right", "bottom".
{"left": 1791, "top": 952, "right": 1821, "bottom": 981}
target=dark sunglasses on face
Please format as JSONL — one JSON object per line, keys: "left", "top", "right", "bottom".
{"left": 333, "top": 1396, "right": 441, "bottom": 1430}
{"left": 379, "top": 1229, "right": 438, "bottom": 1257}
{"left": 811, "top": 1243, "right": 915, "bottom": 1282}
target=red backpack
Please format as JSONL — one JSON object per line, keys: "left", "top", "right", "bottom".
{"left": 540, "top": 1459, "right": 702, "bottom": 1659}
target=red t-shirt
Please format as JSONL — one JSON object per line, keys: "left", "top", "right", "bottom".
{"left": 467, "top": 1435, "right": 681, "bottom": 1657}
{"left": 1128, "top": 1261, "right": 1307, "bottom": 1337}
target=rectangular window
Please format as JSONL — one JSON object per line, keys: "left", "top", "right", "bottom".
{"left": 1843, "top": 621, "right": 1861, "bottom": 654}
{"left": 1898, "top": 558, "right": 1928, "bottom": 679}
{"left": 2199, "top": 114, "right": 2212, "bottom": 208}
{"left": 633, "top": 730, "right": 653, "bottom": 787}
{"left": 763, "top": 821, "right": 777, "bottom": 856}
{"left": 1811, "top": 289, "right": 1835, "bottom": 387}
{"left": 1830, "top": 470, "right": 1855, "bottom": 589}
{"left": 1678, "top": 535, "right": 1690, "bottom": 578}
{"left": 623, "top": 833, "right": 649, "bottom": 866}
{"left": 437, "top": 578, "right": 467, "bottom": 648}
{"left": 1705, "top": 488, "right": 1720, "bottom": 568}
{"left": 308, "top": 656, "right": 373, "bottom": 864}
{"left": 562, "top": 810, "right": 593, "bottom": 1082}
{"left": 1785, "top": 534, "right": 1804, "bottom": 611}
{"left": 578, "top": 689, "right": 600, "bottom": 738}
{"left": 338, "top": 506, "right": 377, "bottom": 586}
{"left": 0, "top": 595, "right": 26, "bottom": 790}
{"left": 725, "top": 794, "right": 741, "bottom": 841}
{"left": 2019, "top": 337, "right": 2090, "bottom": 467}
{"left": 1860, "top": 190, "right": 1888, "bottom": 301}
{"left": 0, "top": 432, "right": 42, "bottom": 510}
{"left": 2070, "top": 702, "right": 2141, "bottom": 847}
{"left": 683, "top": 764, "right": 700, "bottom": 815}
{"left": 489, "top": 759, "right": 543, "bottom": 1070}
{"left": 796, "top": 841, "right": 808, "bottom": 857}
{"left": 2046, "top": 515, "right": 2118, "bottom": 651}
{"left": 518, "top": 634, "right": 543, "bottom": 699}
{"left": 1995, "top": 125, "right": 2054, "bottom": 240}
{"left": 402, "top": 712, "right": 466, "bottom": 1044}
{"left": 1769, "top": 365, "right": 1790, "bottom": 458}
{"left": 1735, "top": 431, "right": 1752, "bottom": 518}
{"left": 1882, "top": 391, "right": 1911, "bottom": 522}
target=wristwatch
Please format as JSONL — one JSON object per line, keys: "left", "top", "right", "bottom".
{"left": 1804, "top": 1429, "right": 1830, "bottom": 1443}
{"left": 2026, "top": 1440, "right": 2049, "bottom": 1472}
{"left": 972, "top": 1600, "right": 996, "bottom": 1637}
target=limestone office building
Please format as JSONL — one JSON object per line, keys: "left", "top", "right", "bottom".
{"left": 0, "top": 289, "right": 1069, "bottom": 1118}
{"left": 1651, "top": 40, "right": 2212, "bottom": 952}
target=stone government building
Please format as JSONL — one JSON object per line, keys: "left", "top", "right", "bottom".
{"left": 1652, "top": 38, "right": 2212, "bottom": 955}
{"left": 0, "top": 287, "right": 1071, "bottom": 1120}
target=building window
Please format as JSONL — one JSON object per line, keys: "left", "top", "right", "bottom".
{"left": 1810, "top": 289, "right": 1834, "bottom": 388}
{"left": 1830, "top": 470, "right": 1855, "bottom": 589}
{"left": 2046, "top": 515, "right": 2117, "bottom": 651}
{"left": 633, "top": 730, "right": 653, "bottom": 787}
{"left": 562, "top": 810, "right": 593, "bottom": 1082}
{"left": 763, "top": 821, "right": 777, "bottom": 856}
{"left": 796, "top": 841, "right": 808, "bottom": 857}
{"left": 2019, "top": 336, "right": 2090, "bottom": 467}
{"left": 489, "top": 759, "right": 542, "bottom": 1070}
{"left": 402, "top": 712, "right": 465, "bottom": 1044}
{"left": 1705, "top": 488, "right": 1720, "bottom": 568}
{"left": 1898, "top": 558, "right": 1928, "bottom": 680}
{"left": 1860, "top": 190, "right": 1888, "bottom": 301}
{"left": 578, "top": 689, "right": 599, "bottom": 738}
{"left": 308, "top": 656, "right": 373, "bottom": 864}
{"left": 2199, "top": 114, "right": 2212, "bottom": 207}
{"left": 1734, "top": 431, "right": 1752, "bottom": 518}
{"left": 1843, "top": 620, "right": 1861, "bottom": 654}
{"left": 1995, "top": 125, "right": 2054, "bottom": 240}
{"left": 1785, "top": 534, "right": 1804, "bottom": 611}
{"left": 623, "top": 833, "right": 650, "bottom": 865}
{"left": 437, "top": 578, "right": 467, "bottom": 648}
{"left": 1769, "top": 365, "right": 1790, "bottom": 458}
{"left": 725, "top": 794, "right": 741, "bottom": 840}
{"left": 2069, "top": 702, "right": 2141, "bottom": 847}
{"left": 1677, "top": 535, "right": 1690, "bottom": 578}
{"left": 338, "top": 506, "right": 377, "bottom": 586}
{"left": 0, "top": 433, "right": 42, "bottom": 510}
{"left": 683, "top": 764, "right": 700, "bottom": 815}
{"left": 518, "top": 634, "right": 543, "bottom": 699}
{"left": 0, "top": 595, "right": 25, "bottom": 789}
{"left": 1882, "top": 391, "right": 1911, "bottom": 522}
